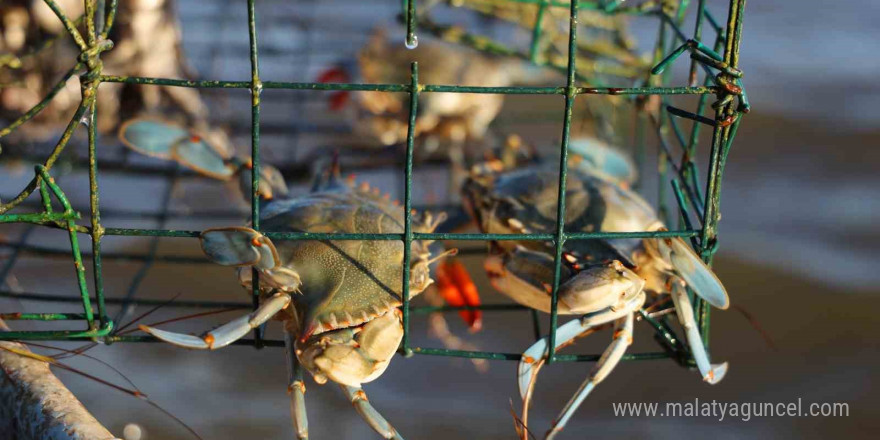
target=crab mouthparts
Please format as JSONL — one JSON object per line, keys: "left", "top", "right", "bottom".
{"left": 299, "top": 308, "right": 402, "bottom": 343}
{"left": 300, "top": 322, "right": 320, "bottom": 343}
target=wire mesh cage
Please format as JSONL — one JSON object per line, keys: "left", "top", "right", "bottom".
{"left": 0, "top": 0, "right": 748, "bottom": 435}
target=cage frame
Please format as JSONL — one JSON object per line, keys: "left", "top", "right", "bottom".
{"left": 0, "top": 0, "right": 748, "bottom": 367}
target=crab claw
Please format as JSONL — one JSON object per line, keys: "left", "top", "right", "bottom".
{"left": 119, "top": 118, "right": 236, "bottom": 179}
{"left": 238, "top": 162, "right": 290, "bottom": 201}
{"left": 518, "top": 319, "right": 591, "bottom": 399}
{"left": 517, "top": 291, "right": 645, "bottom": 399}
{"left": 140, "top": 292, "right": 291, "bottom": 350}
{"left": 171, "top": 134, "right": 236, "bottom": 179}
{"left": 118, "top": 118, "right": 188, "bottom": 160}
{"left": 568, "top": 138, "right": 638, "bottom": 187}
{"left": 200, "top": 227, "right": 280, "bottom": 270}
{"left": 434, "top": 258, "right": 482, "bottom": 332}
{"left": 317, "top": 66, "right": 351, "bottom": 111}
{"left": 658, "top": 236, "right": 729, "bottom": 310}
{"left": 669, "top": 282, "right": 729, "bottom": 384}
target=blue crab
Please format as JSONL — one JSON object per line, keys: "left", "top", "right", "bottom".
{"left": 118, "top": 119, "right": 453, "bottom": 439}
{"left": 462, "top": 150, "right": 729, "bottom": 439}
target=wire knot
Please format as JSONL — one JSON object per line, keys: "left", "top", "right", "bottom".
{"left": 701, "top": 239, "right": 720, "bottom": 260}
{"left": 78, "top": 39, "right": 114, "bottom": 84}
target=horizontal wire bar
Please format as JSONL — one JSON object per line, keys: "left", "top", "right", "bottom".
{"left": 409, "top": 303, "right": 527, "bottom": 313}
{"left": 0, "top": 290, "right": 250, "bottom": 308}
{"left": 576, "top": 86, "right": 717, "bottom": 95}
{"left": 553, "top": 352, "right": 671, "bottom": 362}
{"left": 97, "top": 75, "right": 717, "bottom": 96}
{"left": 0, "top": 322, "right": 113, "bottom": 340}
{"left": 102, "top": 228, "right": 200, "bottom": 237}
{"left": 4, "top": 198, "right": 464, "bottom": 223}
{"left": 0, "top": 212, "right": 78, "bottom": 224}
{"left": 0, "top": 312, "right": 88, "bottom": 321}
{"left": 409, "top": 347, "right": 671, "bottom": 362}
{"left": 422, "top": 85, "right": 564, "bottom": 94}
{"left": 97, "top": 335, "right": 671, "bottom": 361}
{"left": 565, "top": 229, "right": 699, "bottom": 239}
{"left": 0, "top": 241, "right": 487, "bottom": 264}
{"left": 0, "top": 289, "right": 528, "bottom": 313}
{"left": 98, "top": 228, "right": 700, "bottom": 240}
{"left": 409, "top": 347, "right": 523, "bottom": 361}
{"left": 104, "top": 335, "right": 285, "bottom": 347}
{"left": 0, "top": 241, "right": 209, "bottom": 264}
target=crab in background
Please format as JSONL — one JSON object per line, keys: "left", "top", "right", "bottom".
{"left": 118, "top": 118, "right": 456, "bottom": 440}
{"left": 321, "top": 29, "right": 507, "bottom": 152}
{"left": 318, "top": 29, "right": 563, "bottom": 155}
{"left": 1, "top": 0, "right": 208, "bottom": 140}
{"left": 460, "top": 142, "right": 729, "bottom": 439}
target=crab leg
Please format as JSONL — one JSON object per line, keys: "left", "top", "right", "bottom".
{"left": 545, "top": 313, "right": 635, "bottom": 440}
{"left": 517, "top": 293, "right": 646, "bottom": 399}
{"left": 669, "top": 281, "right": 728, "bottom": 384}
{"left": 139, "top": 293, "right": 291, "bottom": 349}
{"left": 340, "top": 385, "right": 405, "bottom": 440}
{"left": 285, "top": 330, "right": 309, "bottom": 439}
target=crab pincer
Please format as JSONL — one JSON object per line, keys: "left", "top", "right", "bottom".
{"left": 434, "top": 258, "right": 483, "bottom": 332}
{"left": 120, "top": 117, "right": 456, "bottom": 439}
{"left": 119, "top": 118, "right": 288, "bottom": 199}
{"left": 139, "top": 227, "right": 297, "bottom": 350}
{"left": 463, "top": 152, "right": 731, "bottom": 438}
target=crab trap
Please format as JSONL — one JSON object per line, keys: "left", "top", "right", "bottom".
{"left": 0, "top": 0, "right": 748, "bottom": 428}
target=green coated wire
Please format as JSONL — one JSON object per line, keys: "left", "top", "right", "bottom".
{"left": 546, "top": 0, "right": 581, "bottom": 364}
{"left": 400, "top": 62, "right": 420, "bottom": 356}
{"left": 247, "top": 0, "right": 265, "bottom": 347}
{"left": 0, "top": 0, "right": 748, "bottom": 370}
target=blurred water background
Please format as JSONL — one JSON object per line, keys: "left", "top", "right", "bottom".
{"left": 1, "top": 1, "right": 878, "bottom": 439}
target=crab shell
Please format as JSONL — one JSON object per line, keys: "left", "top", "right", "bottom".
{"left": 240, "top": 183, "right": 441, "bottom": 386}
{"left": 354, "top": 30, "right": 509, "bottom": 146}
{"left": 463, "top": 166, "right": 671, "bottom": 307}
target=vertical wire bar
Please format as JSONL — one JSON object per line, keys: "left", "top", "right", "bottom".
{"left": 689, "top": 0, "right": 707, "bottom": 86}
{"left": 38, "top": 167, "right": 98, "bottom": 328}
{"left": 699, "top": 0, "right": 743, "bottom": 258}
{"left": 685, "top": 25, "right": 728, "bottom": 210}
{"left": 67, "top": 220, "right": 95, "bottom": 328}
{"left": 632, "top": 100, "right": 647, "bottom": 191}
{"left": 94, "top": 0, "right": 105, "bottom": 37}
{"left": 78, "top": 0, "right": 100, "bottom": 330}
{"left": 84, "top": 0, "right": 97, "bottom": 47}
{"left": 400, "top": 62, "right": 419, "bottom": 355}
{"left": 86, "top": 0, "right": 107, "bottom": 325}
{"left": 657, "top": 119, "right": 670, "bottom": 223}
{"left": 547, "top": 0, "right": 579, "bottom": 364}
{"left": 87, "top": 98, "right": 107, "bottom": 326}
{"left": 530, "top": 309, "right": 542, "bottom": 341}
{"left": 39, "top": 180, "right": 53, "bottom": 213}
{"left": 529, "top": 1, "right": 549, "bottom": 62}
{"left": 654, "top": 14, "right": 670, "bottom": 224}
{"left": 247, "top": 0, "right": 265, "bottom": 346}
{"left": 698, "top": 0, "right": 747, "bottom": 344}
{"left": 100, "top": 0, "right": 118, "bottom": 39}
{"left": 404, "top": 0, "right": 417, "bottom": 48}
{"left": 681, "top": 97, "right": 722, "bottom": 221}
